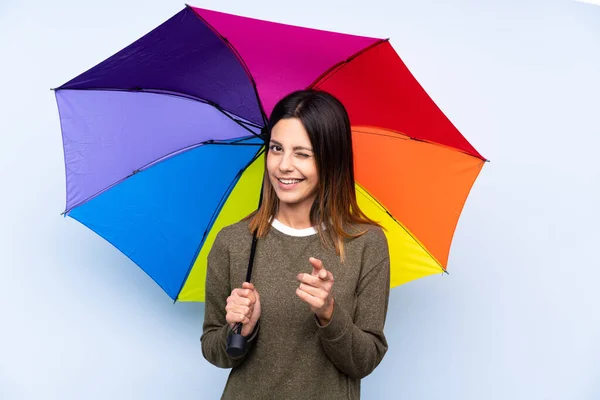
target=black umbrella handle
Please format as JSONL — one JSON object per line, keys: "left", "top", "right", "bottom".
{"left": 245, "top": 230, "right": 259, "bottom": 283}
{"left": 226, "top": 230, "right": 259, "bottom": 358}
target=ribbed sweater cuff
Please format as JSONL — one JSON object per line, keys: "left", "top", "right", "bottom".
{"left": 315, "top": 305, "right": 350, "bottom": 341}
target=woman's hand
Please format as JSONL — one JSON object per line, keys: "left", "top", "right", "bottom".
{"left": 225, "top": 282, "right": 261, "bottom": 337}
{"left": 296, "top": 257, "right": 335, "bottom": 325}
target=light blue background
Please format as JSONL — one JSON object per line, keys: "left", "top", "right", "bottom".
{"left": 1, "top": 0, "right": 599, "bottom": 399}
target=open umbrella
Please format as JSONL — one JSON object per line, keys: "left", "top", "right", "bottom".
{"left": 53, "top": 5, "right": 486, "bottom": 302}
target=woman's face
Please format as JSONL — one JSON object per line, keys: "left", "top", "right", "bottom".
{"left": 267, "top": 118, "right": 319, "bottom": 212}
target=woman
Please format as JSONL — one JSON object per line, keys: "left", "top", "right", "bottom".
{"left": 201, "top": 89, "right": 391, "bottom": 399}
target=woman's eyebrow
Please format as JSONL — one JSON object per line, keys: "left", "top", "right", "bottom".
{"left": 270, "top": 139, "right": 313, "bottom": 152}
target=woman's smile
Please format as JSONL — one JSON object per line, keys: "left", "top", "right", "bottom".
{"left": 277, "top": 177, "right": 305, "bottom": 189}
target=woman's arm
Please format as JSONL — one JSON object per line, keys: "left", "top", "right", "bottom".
{"left": 316, "top": 230, "right": 390, "bottom": 379}
{"left": 200, "top": 229, "right": 259, "bottom": 368}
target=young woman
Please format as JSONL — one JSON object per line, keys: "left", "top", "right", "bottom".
{"left": 201, "top": 89, "right": 391, "bottom": 399}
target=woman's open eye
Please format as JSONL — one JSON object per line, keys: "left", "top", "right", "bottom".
{"left": 268, "top": 144, "right": 282, "bottom": 153}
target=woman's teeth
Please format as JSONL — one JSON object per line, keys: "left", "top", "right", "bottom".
{"left": 279, "top": 178, "right": 302, "bottom": 184}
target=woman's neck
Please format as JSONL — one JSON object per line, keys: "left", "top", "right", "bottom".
{"left": 275, "top": 203, "right": 313, "bottom": 230}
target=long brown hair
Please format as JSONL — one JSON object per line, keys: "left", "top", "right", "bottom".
{"left": 246, "top": 89, "right": 382, "bottom": 262}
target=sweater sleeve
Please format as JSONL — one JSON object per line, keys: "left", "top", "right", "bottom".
{"left": 315, "top": 229, "right": 390, "bottom": 379}
{"left": 200, "top": 228, "right": 259, "bottom": 368}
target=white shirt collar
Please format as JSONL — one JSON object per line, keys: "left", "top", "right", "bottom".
{"left": 271, "top": 218, "right": 318, "bottom": 237}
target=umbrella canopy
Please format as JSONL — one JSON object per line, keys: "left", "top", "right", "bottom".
{"left": 54, "top": 5, "right": 486, "bottom": 302}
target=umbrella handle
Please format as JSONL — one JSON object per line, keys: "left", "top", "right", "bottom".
{"left": 226, "top": 230, "right": 259, "bottom": 357}
{"left": 226, "top": 330, "right": 248, "bottom": 358}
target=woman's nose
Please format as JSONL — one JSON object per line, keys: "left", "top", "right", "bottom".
{"left": 278, "top": 153, "right": 293, "bottom": 171}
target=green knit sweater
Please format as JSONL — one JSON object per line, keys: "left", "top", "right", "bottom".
{"left": 201, "top": 218, "right": 390, "bottom": 399}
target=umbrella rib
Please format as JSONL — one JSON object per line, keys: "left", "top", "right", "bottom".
{"left": 307, "top": 38, "right": 389, "bottom": 89}
{"left": 175, "top": 146, "right": 266, "bottom": 300}
{"left": 353, "top": 128, "right": 490, "bottom": 162}
{"left": 61, "top": 138, "right": 264, "bottom": 216}
{"left": 356, "top": 183, "right": 447, "bottom": 274}
{"left": 187, "top": 4, "right": 269, "bottom": 126}
{"left": 133, "top": 138, "right": 263, "bottom": 174}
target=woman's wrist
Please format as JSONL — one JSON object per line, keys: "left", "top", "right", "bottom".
{"left": 316, "top": 298, "right": 335, "bottom": 326}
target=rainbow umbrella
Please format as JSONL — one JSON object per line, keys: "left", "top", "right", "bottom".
{"left": 53, "top": 6, "right": 486, "bottom": 302}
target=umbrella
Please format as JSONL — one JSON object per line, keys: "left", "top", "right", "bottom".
{"left": 53, "top": 5, "right": 486, "bottom": 302}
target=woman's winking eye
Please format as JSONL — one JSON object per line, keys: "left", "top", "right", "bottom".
{"left": 268, "top": 143, "right": 312, "bottom": 159}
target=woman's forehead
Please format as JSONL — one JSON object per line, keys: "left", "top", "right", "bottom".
{"left": 271, "top": 118, "right": 311, "bottom": 145}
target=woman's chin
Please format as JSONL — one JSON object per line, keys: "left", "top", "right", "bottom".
{"left": 276, "top": 192, "right": 311, "bottom": 207}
